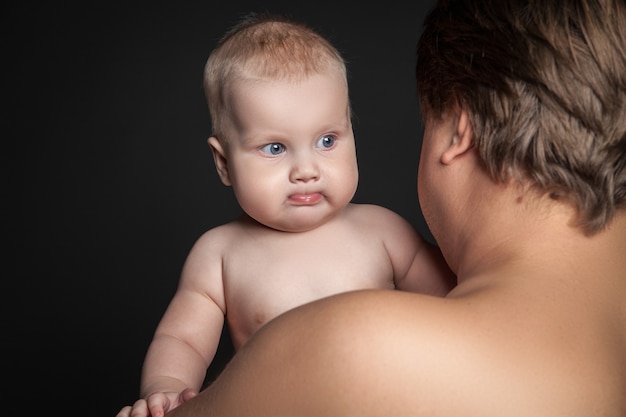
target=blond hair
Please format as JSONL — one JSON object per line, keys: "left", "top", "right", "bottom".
{"left": 203, "top": 14, "right": 348, "bottom": 142}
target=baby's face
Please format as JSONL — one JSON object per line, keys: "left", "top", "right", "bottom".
{"left": 222, "top": 72, "right": 358, "bottom": 232}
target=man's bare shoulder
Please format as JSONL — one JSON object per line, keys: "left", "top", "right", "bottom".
{"left": 256, "top": 288, "right": 626, "bottom": 416}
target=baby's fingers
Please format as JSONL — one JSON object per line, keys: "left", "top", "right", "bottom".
{"left": 146, "top": 393, "right": 172, "bottom": 417}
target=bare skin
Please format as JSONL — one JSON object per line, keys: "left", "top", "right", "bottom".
{"left": 165, "top": 108, "right": 626, "bottom": 416}
{"left": 117, "top": 65, "right": 454, "bottom": 417}
{"left": 123, "top": 4, "right": 626, "bottom": 413}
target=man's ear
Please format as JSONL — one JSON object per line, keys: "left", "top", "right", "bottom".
{"left": 208, "top": 136, "right": 232, "bottom": 186}
{"left": 441, "top": 109, "right": 474, "bottom": 165}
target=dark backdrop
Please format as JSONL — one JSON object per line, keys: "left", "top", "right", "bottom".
{"left": 8, "top": 2, "right": 436, "bottom": 416}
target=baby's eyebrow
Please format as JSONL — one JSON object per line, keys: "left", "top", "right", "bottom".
{"left": 241, "top": 131, "right": 282, "bottom": 144}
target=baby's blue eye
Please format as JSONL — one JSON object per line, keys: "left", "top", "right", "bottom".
{"left": 317, "top": 135, "right": 335, "bottom": 148}
{"left": 261, "top": 143, "right": 285, "bottom": 155}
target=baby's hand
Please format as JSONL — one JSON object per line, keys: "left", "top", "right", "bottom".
{"left": 116, "top": 388, "right": 198, "bottom": 417}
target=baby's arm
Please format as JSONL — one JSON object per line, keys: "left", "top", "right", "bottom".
{"left": 399, "top": 237, "right": 456, "bottom": 295}
{"left": 373, "top": 206, "right": 456, "bottom": 296}
{"left": 117, "top": 229, "right": 228, "bottom": 417}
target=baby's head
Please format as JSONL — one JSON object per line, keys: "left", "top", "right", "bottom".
{"left": 203, "top": 14, "right": 358, "bottom": 233}
{"left": 204, "top": 14, "right": 349, "bottom": 143}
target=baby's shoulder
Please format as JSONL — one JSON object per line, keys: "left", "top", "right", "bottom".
{"left": 191, "top": 217, "right": 251, "bottom": 250}
{"left": 346, "top": 203, "right": 407, "bottom": 224}
{"left": 343, "top": 203, "right": 418, "bottom": 241}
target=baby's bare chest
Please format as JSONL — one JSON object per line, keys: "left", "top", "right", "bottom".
{"left": 222, "top": 232, "right": 395, "bottom": 346}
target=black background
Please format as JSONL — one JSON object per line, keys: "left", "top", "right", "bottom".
{"left": 8, "top": 2, "right": 436, "bottom": 416}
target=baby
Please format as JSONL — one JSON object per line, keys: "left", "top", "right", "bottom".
{"left": 116, "top": 13, "right": 455, "bottom": 417}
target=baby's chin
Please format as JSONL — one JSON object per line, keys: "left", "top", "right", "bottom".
{"left": 261, "top": 212, "right": 338, "bottom": 233}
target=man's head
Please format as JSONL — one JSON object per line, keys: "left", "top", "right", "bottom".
{"left": 416, "top": 0, "right": 626, "bottom": 234}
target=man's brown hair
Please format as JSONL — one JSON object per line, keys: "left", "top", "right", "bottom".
{"left": 417, "top": 0, "right": 626, "bottom": 234}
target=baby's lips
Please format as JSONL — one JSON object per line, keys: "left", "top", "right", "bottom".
{"left": 288, "top": 192, "right": 323, "bottom": 205}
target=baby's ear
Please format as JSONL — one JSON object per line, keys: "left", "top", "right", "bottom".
{"left": 441, "top": 109, "right": 474, "bottom": 165}
{"left": 208, "top": 136, "right": 232, "bottom": 186}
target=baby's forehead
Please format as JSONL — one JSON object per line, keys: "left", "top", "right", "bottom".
{"left": 214, "top": 68, "right": 351, "bottom": 144}
{"left": 223, "top": 74, "right": 351, "bottom": 134}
